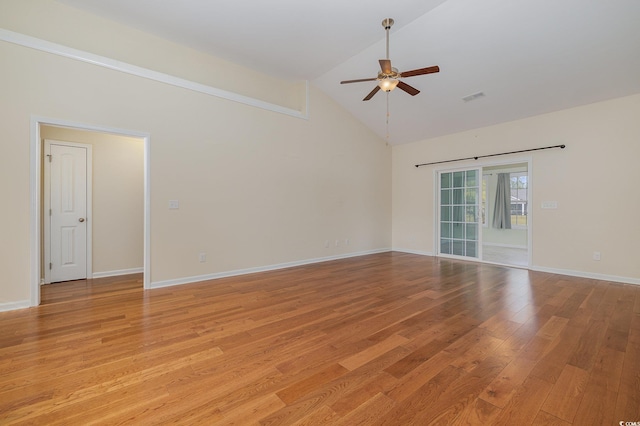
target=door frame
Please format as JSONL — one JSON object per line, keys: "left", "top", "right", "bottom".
{"left": 43, "top": 140, "right": 93, "bottom": 284}
{"left": 433, "top": 156, "right": 533, "bottom": 267}
{"left": 30, "top": 116, "right": 151, "bottom": 306}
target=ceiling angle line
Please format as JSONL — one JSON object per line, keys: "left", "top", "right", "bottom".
{"left": 414, "top": 144, "right": 566, "bottom": 168}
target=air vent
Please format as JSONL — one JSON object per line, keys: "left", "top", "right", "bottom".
{"left": 462, "top": 91, "right": 486, "bottom": 102}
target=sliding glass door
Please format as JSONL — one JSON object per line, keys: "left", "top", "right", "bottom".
{"left": 438, "top": 169, "right": 480, "bottom": 259}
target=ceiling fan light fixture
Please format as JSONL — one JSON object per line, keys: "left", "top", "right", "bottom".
{"left": 339, "top": 18, "right": 439, "bottom": 102}
{"left": 378, "top": 78, "right": 399, "bottom": 92}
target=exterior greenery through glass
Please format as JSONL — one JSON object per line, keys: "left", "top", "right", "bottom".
{"left": 510, "top": 172, "right": 528, "bottom": 227}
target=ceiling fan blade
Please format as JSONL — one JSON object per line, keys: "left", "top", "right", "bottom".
{"left": 341, "top": 77, "right": 378, "bottom": 84}
{"left": 400, "top": 65, "right": 440, "bottom": 78}
{"left": 363, "top": 85, "right": 381, "bottom": 101}
{"left": 379, "top": 59, "right": 392, "bottom": 74}
{"left": 397, "top": 81, "right": 420, "bottom": 96}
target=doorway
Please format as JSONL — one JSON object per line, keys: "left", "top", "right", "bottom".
{"left": 481, "top": 163, "right": 530, "bottom": 267}
{"left": 435, "top": 160, "right": 531, "bottom": 267}
{"left": 30, "top": 118, "right": 150, "bottom": 306}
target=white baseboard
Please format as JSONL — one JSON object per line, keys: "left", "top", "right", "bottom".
{"left": 8, "top": 251, "right": 632, "bottom": 314}
{"left": 392, "top": 248, "right": 435, "bottom": 257}
{"left": 0, "top": 300, "right": 31, "bottom": 312}
{"left": 530, "top": 266, "right": 640, "bottom": 286}
{"left": 93, "top": 267, "right": 144, "bottom": 279}
{"left": 482, "top": 243, "right": 528, "bottom": 249}
{"left": 394, "top": 249, "right": 639, "bottom": 286}
{"left": 149, "top": 248, "right": 391, "bottom": 290}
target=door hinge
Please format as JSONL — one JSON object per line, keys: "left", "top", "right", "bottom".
{"left": 49, "top": 209, "right": 52, "bottom": 216}
{"left": 49, "top": 263, "right": 52, "bottom": 270}
{"left": 46, "top": 154, "right": 52, "bottom": 162}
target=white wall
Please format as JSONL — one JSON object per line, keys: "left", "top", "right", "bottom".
{"left": 393, "top": 93, "right": 640, "bottom": 282}
{"left": 40, "top": 126, "right": 144, "bottom": 277}
{"left": 0, "top": 2, "right": 391, "bottom": 308}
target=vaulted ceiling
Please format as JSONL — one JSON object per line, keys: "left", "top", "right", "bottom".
{"left": 56, "top": 0, "right": 640, "bottom": 144}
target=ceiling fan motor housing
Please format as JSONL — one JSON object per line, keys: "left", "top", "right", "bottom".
{"left": 378, "top": 67, "right": 400, "bottom": 79}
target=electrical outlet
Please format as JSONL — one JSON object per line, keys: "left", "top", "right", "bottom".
{"left": 335, "top": 239, "right": 340, "bottom": 247}
{"left": 199, "top": 252, "right": 206, "bottom": 263}
{"left": 593, "top": 251, "right": 601, "bottom": 261}
{"left": 344, "top": 238, "right": 349, "bottom": 246}
{"left": 169, "top": 200, "right": 180, "bottom": 209}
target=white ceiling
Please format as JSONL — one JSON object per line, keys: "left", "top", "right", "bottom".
{"left": 56, "top": 0, "right": 640, "bottom": 144}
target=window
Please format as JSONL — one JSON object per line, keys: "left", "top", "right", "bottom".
{"left": 510, "top": 172, "right": 528, "bottom": 227}
{"left": 439, "top": 170, "right": 479, "bottom": 258}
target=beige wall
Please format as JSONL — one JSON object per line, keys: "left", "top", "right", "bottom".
{"left": 40, "top": 126, "right": 144, "bottom": 276}
{"left": 0, "top": 3, "right": 391, "bottom": 307}
{"left": 0, "top": 0, "right": 303, "bottom": 110}
{"left": 392, "top": 93, "right": 640, "bottom": 281}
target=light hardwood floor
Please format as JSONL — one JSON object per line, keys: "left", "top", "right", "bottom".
{"left": 1, "top": 252, "right": 638, "bottom": 424}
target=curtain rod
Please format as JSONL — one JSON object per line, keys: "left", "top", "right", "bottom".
{"left": 414, "top": 144, "right": 566, "bottom": 168}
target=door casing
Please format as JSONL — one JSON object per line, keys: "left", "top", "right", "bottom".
{"left": 30, "top": 116, "right": 151, "bottom": 307}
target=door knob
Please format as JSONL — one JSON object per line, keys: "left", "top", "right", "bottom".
{"left": 79, "top": 218, "right": 85, "bottom": 222}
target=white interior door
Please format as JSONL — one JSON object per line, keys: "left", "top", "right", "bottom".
{"left": 45, "top": 141, "right": 91, "bottom": 283}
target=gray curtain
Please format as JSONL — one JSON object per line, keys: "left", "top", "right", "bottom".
{"left": 492, "top": 173, "right": 512, "bottom": 229}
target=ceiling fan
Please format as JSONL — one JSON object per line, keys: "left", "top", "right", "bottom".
{"left": 340, "top": 18, "right": 440, "bottom": 101}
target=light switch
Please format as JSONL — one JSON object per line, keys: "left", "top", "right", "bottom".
{"left": 541, "top": 201, "right": 558, "bottom": 209}
{"left": 169, "top": 200, "right": 179, "bottom": 209}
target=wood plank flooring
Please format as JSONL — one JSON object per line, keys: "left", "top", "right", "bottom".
{"left": 1, "top": 252, "right": 639, "bottom": 424}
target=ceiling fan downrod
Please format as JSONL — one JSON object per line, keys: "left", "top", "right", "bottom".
{"left": 382, "top": 18, "right": 394, "bottom": 60}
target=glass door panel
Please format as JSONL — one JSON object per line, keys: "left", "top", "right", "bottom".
{"left": 439, "top": 168, "right": 480, "bottom": 259}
